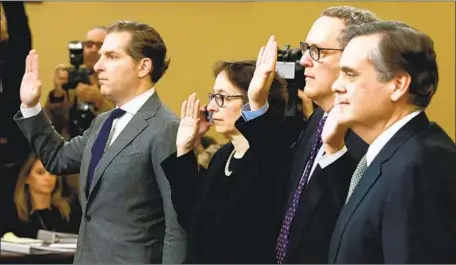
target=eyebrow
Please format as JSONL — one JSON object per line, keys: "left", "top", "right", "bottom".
{"left": 340, "top": 66, "right": 358, "bottom": 74}
{"left": 214, "top": 88, "right": 229, "bottom": 94}
{"left": 99, "top": 50, "right": 120, "bottom": 56}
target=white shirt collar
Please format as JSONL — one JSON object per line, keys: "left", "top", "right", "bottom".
{"left": 117, "top": 88, "right": 155, "bottom": 115}
{"left": 366, "top": 110, "right": 422, "bottom": 166}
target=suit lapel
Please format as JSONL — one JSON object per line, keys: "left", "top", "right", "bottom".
{"left": 80, "top": 117, "right": 104, "bottom": 200}
{"left": 287, "top": 109, "right": 324, "bottom": 197}
{"left": 87, "top": 92, "right": 162, "bottom": 199}
{"left": 286, "top": 174, "right": 324, "bottom": 256}
{"left": 284, "top": 109, "right": 326, "bottom": 258}
{"left": 329, "top": 112, "right": 430, "bottom": 262}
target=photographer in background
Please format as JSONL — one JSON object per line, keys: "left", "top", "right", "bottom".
{"left": 0, "top": 1, "right": 32, "bottom": 236}
{"left": 46, "top": 26, "right": 114, "bottom": 139}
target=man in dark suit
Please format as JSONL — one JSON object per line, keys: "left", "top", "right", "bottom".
{"left": 328, "top": 20, "right": 456, "bottom": 263}
{"left": 273, "top": 6, "right": 377, "bottom": 264}
{"left": 14, "top": 21, "right": 186, "bottom": 264}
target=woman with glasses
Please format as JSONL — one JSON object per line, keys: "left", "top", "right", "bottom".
{"left": 161, "top": 36, "right": 288, "bottom": 263}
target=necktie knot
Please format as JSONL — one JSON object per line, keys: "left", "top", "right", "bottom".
{"left": 110, "top": 108, "right": 126, "bottom": 120}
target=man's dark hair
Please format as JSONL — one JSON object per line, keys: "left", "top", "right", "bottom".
{"left": 212, "top": 60, "right": 288, "bottom": 122}
{"left": 341, "top": 20, "right": 438, "bottom": 108}
{"left": 106, "top": 20, "right": 170, "bottom": 83}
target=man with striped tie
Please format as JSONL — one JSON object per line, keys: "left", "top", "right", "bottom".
{"left": 273, "top": 6, "right": 375, "bottom": 263}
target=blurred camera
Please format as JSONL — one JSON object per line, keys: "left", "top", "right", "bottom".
{"left": 62, "top": 41, "right": 91, "bottom": 91}
{"left": 276, "top": 44, "right": 305, "bottom": 117}
{"left": 63, "top": 41, "right": 96, "bottom": 138}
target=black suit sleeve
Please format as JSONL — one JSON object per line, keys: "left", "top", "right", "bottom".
{"left": 161, "top": 150, "right": 203, "bottom": 231}
{"left": 235, "top": 108, "right": 288, "bottom": 220}
{"left": 318, "top": 152, "right": 359, "bottom": 207}
{"left": 381, "top": 160, "right": 456, "bottom": 263}
{"left": 235, "top": 108, "right": 287, "bottom": 179}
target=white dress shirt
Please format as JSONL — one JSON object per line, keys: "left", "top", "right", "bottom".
{"left": 21, "top": 88, "right": 156, "bottom": 149}
{"left": 305, "top": 113, "right": 347, "bottom": 183}
{"left": 365, "top": 110, "right": 422, "bottom": 166}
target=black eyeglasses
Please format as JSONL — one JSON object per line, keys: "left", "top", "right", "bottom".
{"left": 208, "top": 93, "right": 244, "bottom": 108}
{"left": 300, "top": 42, "right": 343, "bottom": 61}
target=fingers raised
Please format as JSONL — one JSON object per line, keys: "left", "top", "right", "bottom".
{"left": 186, "top": 93, "right": 195, "bottom": 117}
{"left": 25, "top": 51, "right": 32, "bottom": 73}
{"left": 181, "top": 100, "right": 187, "bottom": 119}
{"left": 257, "top": 46, "right": 265, "bottom": 67}
{"left": 193, "top": 99, "right": 200, "bottom": 120}
{"left": 33, "top": 53, "right": 39, "bottom": 74}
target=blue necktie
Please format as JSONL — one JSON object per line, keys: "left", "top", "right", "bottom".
{"left": 276, "top": 115, "right": 327, "bottom": 264}
{"left": 87, "top": 108, "right": 126, "bottom": 189}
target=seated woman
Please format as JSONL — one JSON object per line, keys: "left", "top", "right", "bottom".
{"left": 161, "top": 36, "right": 288, "bottom": 263}
{"left": 10, "top": 153, "right": 81, "bottom": 238}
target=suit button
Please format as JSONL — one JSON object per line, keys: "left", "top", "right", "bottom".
{"left": 84, "top": 215, "right": 91, "bottom": 222}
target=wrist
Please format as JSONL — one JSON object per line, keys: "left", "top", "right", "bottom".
{"left": 177, "top": 146, "right": 192, "bottom": 157}
{"left": 248, "top": 97, "right": 267, "bottom": 111}
{"left": 323, "top": 141, "right": 345, "bottom": 155}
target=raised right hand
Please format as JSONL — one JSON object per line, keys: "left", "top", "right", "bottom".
{"left": 321, "top": 99, "right": 349, "bottom": 155}
{"left": 20, "top": 50, "right": 42, "bottom": 108}
{"left": 176, "top": 93, "right": 201, "bottom": 157}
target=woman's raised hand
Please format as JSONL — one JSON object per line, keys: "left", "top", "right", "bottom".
{"left": 176, "top": 93, "right": 201, "bottom": 157}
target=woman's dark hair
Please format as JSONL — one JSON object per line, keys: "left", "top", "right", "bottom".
{"left": 212, "top": 60, "right": 288, "bottom": 122}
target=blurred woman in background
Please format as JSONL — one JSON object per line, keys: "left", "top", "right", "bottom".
{"left": 10, "top": 153, "right": 80, "bottom": 238}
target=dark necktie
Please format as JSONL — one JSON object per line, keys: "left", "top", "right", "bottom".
{"left": 276, "top": 115, "right": 327, "bottom": 264}
{"left": 87, "top": 108, "right": 126, "bottom": 189}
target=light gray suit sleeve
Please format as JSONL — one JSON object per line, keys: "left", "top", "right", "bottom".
{"left": 151, "top": 118, "right": 187, "bottom": 264}
{"left": 14, "top": 109, "right": 92, "bottom": 175}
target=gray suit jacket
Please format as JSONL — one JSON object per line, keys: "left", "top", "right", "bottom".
{"left": 14, "top": 92, "right": 187, "bottom": 264}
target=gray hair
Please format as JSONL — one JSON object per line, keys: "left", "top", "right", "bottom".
{"left": 341, "top": 20, "right": 438, "bottom": 108}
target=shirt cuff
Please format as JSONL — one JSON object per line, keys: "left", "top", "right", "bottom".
{"left": 319, "top": 145, "right": 348, "bottom": 169}
{"left": 20, "top": 103, "right": 42, "bottom": 118}
{"left": 241, "top": 101, "right": 269, "bottom": 121}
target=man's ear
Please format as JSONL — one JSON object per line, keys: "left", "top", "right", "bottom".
{"left": 390, "top": 72, "right": 411, "bottom": 102}
{"left": 138, "top": 58, "right": 153, "bottom": 79}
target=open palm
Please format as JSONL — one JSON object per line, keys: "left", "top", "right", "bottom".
{"left": 176, "top": 93, "right": 201, "bottom": 156}
{"left": 248, "top": 35, "right": 278, "bottom": 104}
{"left": 20, "top": 50, "right": 42, "bottom": 108}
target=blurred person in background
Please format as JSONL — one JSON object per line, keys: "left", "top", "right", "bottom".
{"left": 45, "top": 64, "right": 71, "bottom": 139}
{"left": 0, "top": 1, "right": 32, "bottom": 237}
{"left": 4, "top": 153, "right": 81, "bottom": 239}
{"left": 47, "top": 26, "right": 115, "bottom": 139}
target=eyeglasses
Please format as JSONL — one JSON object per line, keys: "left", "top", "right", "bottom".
{"left": 208, "top": 93, "right": 244, "bottom": 108}
{"left": 300, "top": 42, "right": 343, "bottom": 61}
{"left": 83, "top": 41, "right": 103, "bottom": 49}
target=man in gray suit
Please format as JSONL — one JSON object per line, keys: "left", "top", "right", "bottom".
{"left": 14, "top": 20, "right": 186, "bottom": 264}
